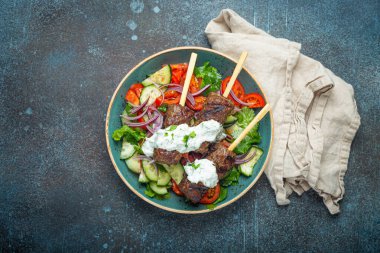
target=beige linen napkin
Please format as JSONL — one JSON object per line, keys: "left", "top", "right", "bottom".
{"left": 205, "top": 9, "right": 360, "bottom": 214}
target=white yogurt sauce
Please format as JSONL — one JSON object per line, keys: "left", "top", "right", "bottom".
{"left": 141, "top": 120, "right": 225, "bottom": 157}
{"left": 184, "top": 159, "right": 218, "bottom": 188}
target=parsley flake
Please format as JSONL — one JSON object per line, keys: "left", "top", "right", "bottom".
{"left": 168, "top": 125, "right": 177, "bottom": 131}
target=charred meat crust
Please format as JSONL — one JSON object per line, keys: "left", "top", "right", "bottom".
{"left": 153, "top": 148, "right": 182, "bottom": 165}
{"left": 163, "top": 104, "right": 195, "bottom": 128}
{"left": 195, "top": 92, "right": 234, "bottom": 125}
{"left": 178, "top": 177, "right": 208, "bottom": 204}
{"left": 206, "top": 142, "right": 236, "bottom": 179}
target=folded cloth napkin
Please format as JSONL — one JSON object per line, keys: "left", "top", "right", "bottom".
{"left": 205, "top": 9, "right": 360, "bottom": 214}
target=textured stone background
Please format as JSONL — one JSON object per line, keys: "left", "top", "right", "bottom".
{"left": 1, "top": 0, "right": 379, "bottom": 252}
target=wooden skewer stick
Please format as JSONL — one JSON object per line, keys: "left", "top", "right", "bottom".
{"left": 179, "top": 53, "right": 197, "bottom": 106}
{"left": 222, "top": 51, "right": 248, "bottom": 98}
{"left": 228, "top": 103, "right": 271, "bottom": 151}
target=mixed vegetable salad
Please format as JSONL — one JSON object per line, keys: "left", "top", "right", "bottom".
{"left": 112, "top": 62, "right": 265, "bottom": 209}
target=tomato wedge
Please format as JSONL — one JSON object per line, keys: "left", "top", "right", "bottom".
{"left": 221, "top": 76, "right": 245, "bottom": 106}
{"left": 125, "top": 90, "right": 139, "bottom": 105}
{"left": 130, "top": 83, "right": 144, "bottom": 97}
{"left": 170, "top": 63, "right": 188, "bottom": 84}
{"left": 171, "top": 179, "right": 184, "bottom": 196}
{"left": 125, "top": 83, "right": 144, "bottom": 105}
{"left": 163, "top": 90, "right": 181, "bottom": 105}
{"left": 244, "top": 93, "right": 265, "bottom": 108}
{"left": 186, "top": 96, "right": 206, "bottom": 111}
{"left": 200, "top": 183, "right": 220, "bottom": 204}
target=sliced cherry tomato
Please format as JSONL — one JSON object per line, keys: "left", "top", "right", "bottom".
{"left": 155, "top": 96, "right": 163, "bottom": 107}
{"left": 186, "top": 96, "right": 206, "bottom": 111}
{"left": 244, "top": 93, "right": 265, "bottom": 108}
{"left": 171, "top": 179, "right": 184, "bottom": 196}
{"left": 170, "top": 63, "right": 188, "bottom": 84}
{"left": 125, "top": 83, "right": 144, "bottom": 105}
{"left": 189, "top": 74, "right": 201, "bottom": 94}
{"left": 125, "top": 89, "right": 140, "bottom": 105}
{"left": 221, "top": 76, "right": 246, "bottom": 106}
{"left": 130, "top": 83, "right": 144, "bottom": 97}
{"left": 200, "top": 183, "right": 220, "bottom": 204}
{"left": 163, "top": 90, "right": 180, "bottom": 105}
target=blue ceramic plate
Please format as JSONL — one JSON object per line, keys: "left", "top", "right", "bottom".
{"left": 106, "top": 47, "right": 273, "bottom": 214}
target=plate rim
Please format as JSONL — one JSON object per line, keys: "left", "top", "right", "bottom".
{"left": 105, "top": 46, "right": 274, "bottom": 214}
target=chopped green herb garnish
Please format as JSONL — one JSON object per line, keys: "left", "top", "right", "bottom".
{"left": 164, "top": 132, "right": 168, "bottom": 137}
{"left": 189, "top": 162, "right": 201, "bottom": 169}
{"left": 183, "top": 135, "right": 189, "bottom": 147}
{"left": 168, "top": 125, "right": 177, "bottom": 131}
{"left": 171, "top": 133, "right": 174, "bottom": 140}
{"left": 157, "top": 104, "right": 168, "bottom": 113}
{"left": 189, "top": 131, "right": 196, "bottom": 138}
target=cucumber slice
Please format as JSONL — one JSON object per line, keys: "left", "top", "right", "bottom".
{"left": 224, "top": 115, "right": 237, "bottom": 124}
{"left": 120, "top": 140, "right": 135, "bottom": 159}
{"left": 138, "top": 169, "right": 149, "bottom": 183}
{"left": 157, "top": 169, "right": 171, "bottom": 186}
{"left": 226, "top": 124, "right": 243, "bottom": 139}
{"left": 239, "top": 147, "right": 263, "bottom": 176}
{"left": 125, "top": 154, "right": 141, "bottom": 174}
{"left": 162, "top": 164, "right": 184, "bottom": 184}
{"left": 143, "top": 160, "right": 158, "bottom": 181}
{"left": 223, "top": 115, "right": 237, "bottom": 128}
{"left": 140, "top": 85, "right": 162, "bottom": 106}
{"left": 149, "top": 182, "right": 168, "bottom": 195}
{"left": 142, "top": 65, "right": 171, "bottom": 86}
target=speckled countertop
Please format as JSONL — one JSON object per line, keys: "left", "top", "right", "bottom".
{"left": 0, "top": 0, "right": 379, "bottom": 252}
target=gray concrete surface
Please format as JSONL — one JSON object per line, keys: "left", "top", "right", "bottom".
{"left": 0, "top": 0, "right": 379, "bottom": 252}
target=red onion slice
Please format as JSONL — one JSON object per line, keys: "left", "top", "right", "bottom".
{"left": 230, "top": 90, "right": 254, "bottom": 106}
{"left": 124, "top": 114, "right": 159, "bottom": 127}
{"left": 130, "top": 98, "right": 149, "bottom": 114}
{"left": 146, "top": 107, "right": 164, "bottom": 132}
{"left": 234, "top": 150, "right": 257, "bottom": 164}
{"left": 136, "top": 155, "right": 151, "bottom": 161}
{"left": 146, "top": 125, "right": 154, "bottom": 134}
{"left": 191, "top": 84, "right": 210, "bottom": 96}
{"left": 236, "top": 151, "right": 250, "bottom": 159}
{"left": 167, "top": 87, "right": 195, "bottom": 105}
{"left": 120, "top": 108, "right": 148, "bottom": 121}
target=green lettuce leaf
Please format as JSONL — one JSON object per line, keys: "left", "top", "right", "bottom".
{"left": 220, "top": 168, "right": 240, "bottom": 187}
{"left": 233, "top": 107, "right": 261, "bottom": 154}
{"left": 112, "top": 125, "right": 146, "bottom": 143}
{"left": 206, "top": 187, "right": 228, "bottom": 210}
